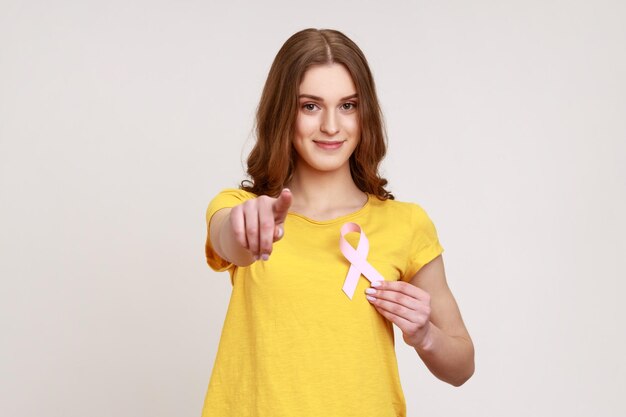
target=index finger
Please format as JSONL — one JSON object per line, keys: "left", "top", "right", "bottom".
{"left": 272, "top": 188, "right": 292, "bottom": 224}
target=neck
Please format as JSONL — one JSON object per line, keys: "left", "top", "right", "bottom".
{"left": 286, "top": 162, "right": 366, "bottom": 213}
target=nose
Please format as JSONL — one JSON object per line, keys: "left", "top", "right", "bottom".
{"left": 320, "top": 110, "right": 339, "bottom": 135}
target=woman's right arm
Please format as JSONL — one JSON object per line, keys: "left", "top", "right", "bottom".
{"left": 208, "top": 189, "right": 292, "bottom": 267}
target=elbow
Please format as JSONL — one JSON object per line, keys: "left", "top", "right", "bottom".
{"left": 449, "top": 352, "right": 475, "bottom": 387}
{"left": 450, "top": 364, "right": 474, "bottom": 387}
{"left": 448, "top": 341, "right": 475, "bottom": 387}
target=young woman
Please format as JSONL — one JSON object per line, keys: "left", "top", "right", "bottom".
{"left": 202, "top": 28, "right": 474, "bottom": 417}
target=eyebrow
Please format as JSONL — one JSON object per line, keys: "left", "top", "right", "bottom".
{"left": 298, "top": 93, "right": 358, "bottom": 102}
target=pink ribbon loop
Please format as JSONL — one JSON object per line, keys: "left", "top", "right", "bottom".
{"left": 340, "top": 222, "right": 385, "bottom": 299}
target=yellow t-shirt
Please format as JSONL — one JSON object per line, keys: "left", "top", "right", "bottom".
{"left": 202, "top": 189, "right": 443, "bottom": 417}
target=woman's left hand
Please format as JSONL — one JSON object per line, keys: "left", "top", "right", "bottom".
{"left": 365, "top": 281, "right": 433, "bottom": 349}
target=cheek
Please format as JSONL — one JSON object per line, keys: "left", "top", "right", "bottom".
{"left": 295, "top": 114, "right": 317, "bottom": 138}
{"left": 345, "top": 115, "right": 360, "bottom": 136}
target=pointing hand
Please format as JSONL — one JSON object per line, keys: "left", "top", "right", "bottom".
{"left": 229, "top": 188, "right": 292, "bottom": 261}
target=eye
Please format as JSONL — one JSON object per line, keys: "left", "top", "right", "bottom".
{"left": 341, "top": 102, "right": 357, "bottom": 111}
{"left": 303, "top": 103, "right": 318, "bottom": 112}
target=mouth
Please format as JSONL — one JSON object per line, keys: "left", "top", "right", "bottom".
{"left": 313, "top": 140, "right": 345, "bottom": 150}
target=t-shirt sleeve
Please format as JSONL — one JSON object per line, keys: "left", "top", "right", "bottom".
{"left": 205, "top": 188, "right": 256, "bottom": 272}
{"left": 402, "top": 203, "right": 444, "bottom": 281}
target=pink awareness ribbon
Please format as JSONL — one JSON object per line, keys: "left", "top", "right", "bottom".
{"left": 340, "top": 222, "right": 385, "bottom": 299}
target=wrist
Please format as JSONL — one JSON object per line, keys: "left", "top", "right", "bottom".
{"left": 415, "top": 322, "right": 437, "bottom": 353}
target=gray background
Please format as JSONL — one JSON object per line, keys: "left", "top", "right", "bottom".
{"left": 1, "top": 0, "right": 625, "bottom": 416}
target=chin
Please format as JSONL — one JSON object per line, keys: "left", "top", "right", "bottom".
{"left": 308, "top": 159, "right": 351, "bottom": 173}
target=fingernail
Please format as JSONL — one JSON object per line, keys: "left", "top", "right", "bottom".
{"left": 261, "top": 254, "right": 269, "bottom": 261}
{"left": 277, "top": 226, "right": 284, "bottom": 239}
{"left": 371, "top": 281, "right": 382, "bottom": 287}
{"left": 283, "top": 188, "right": 290, "bottom": 192}
{"left": 365, "top": 288, "right": 376, "bottom": 295}
{"left": 366, "top": 295, "right": 376, "bottom": 302}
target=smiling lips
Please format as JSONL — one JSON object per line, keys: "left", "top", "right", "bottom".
{"left": 313, "top": 140, "right": 344, "bottom": 150}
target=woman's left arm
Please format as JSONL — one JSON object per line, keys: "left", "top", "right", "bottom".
{"left": 366, "top": 255, "right": 475, "bottom": 386}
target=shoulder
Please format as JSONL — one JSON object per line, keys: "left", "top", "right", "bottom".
{"left": 368, "top": 195, "right": 434, "bottom": 224}
{"left": 206, "top": 188, "right": 258, "bottom": 221}
{"left": 212, "top": 188, "right": 258, "bottom": 203}
{"left": 368, "top": 196, "right": 440, "bottom": 243}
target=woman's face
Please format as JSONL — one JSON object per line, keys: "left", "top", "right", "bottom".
{"left": 293, "top": 63, "right": 360, "bottom": 174}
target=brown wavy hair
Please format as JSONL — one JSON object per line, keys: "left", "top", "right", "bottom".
{"left": 241, "top": 28, "right": 393, "bottom": 200}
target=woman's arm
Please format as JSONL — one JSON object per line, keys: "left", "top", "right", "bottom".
{"left": 209, "top": 208, "right": 255, "bottom": 266}
{"left": 208, "top": 189, "right": 292, "bottom": 267}
{"left": 365, "top": 255, "right": 474, "bottom": 386}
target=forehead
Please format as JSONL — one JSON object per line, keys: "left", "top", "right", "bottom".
{"left": 298, "top": 63, "right": 356, "bottom": 98}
